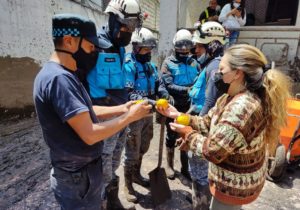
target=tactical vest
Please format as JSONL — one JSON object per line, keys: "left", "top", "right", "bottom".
{"left": 166, "top": 58, "right": 198, "bottom": 86}
{"left": 87, "top": 48, "right": 125, "bottom": 99}
{"left": 124, "top": 53, "right": 158, "bottom": 97}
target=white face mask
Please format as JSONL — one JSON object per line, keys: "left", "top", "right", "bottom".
{"left": 198, "top": 53, "right": 208, "bottom": 64}
{"left": 233, "top": 2, "right": 240, "bottom": 8}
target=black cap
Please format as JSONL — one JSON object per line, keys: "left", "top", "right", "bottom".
{"left": 52, "top": 13, "right": 100, "bottom": 47}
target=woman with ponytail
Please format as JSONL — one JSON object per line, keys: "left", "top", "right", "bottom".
{"left": 157, "top": 44, "right": 291, "bottom": 210}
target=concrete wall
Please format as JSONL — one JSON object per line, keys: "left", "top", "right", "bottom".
{"left": 178, "top": 0, "right": 208, "bottom": 28}
{"left": 0, "top": 0, "right": 108, "bottom": 113}
{"left": 157, "top": 0, "right": 178, "bottom": 66}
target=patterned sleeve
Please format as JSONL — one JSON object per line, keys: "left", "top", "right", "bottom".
{"left": 187, "top": 94, "right": 258, "bottom": 164}
{"left": 189, "top": 106, "right": 214, "bottom": 135}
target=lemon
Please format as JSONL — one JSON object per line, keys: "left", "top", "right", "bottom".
{"left": 176, "top": 114, "right": 190, "bottom": 126}
{"left": 156, "top": 99, "right": 169, "bottom": 109}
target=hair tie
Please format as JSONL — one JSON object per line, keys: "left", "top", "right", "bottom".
{"left": 263, "top": 64, "right": 271, "bottom": 73}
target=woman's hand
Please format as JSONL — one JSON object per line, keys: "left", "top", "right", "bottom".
{"left": 176, "top": 138, "right": 190, "bottom": 151}
{"left": 169, "top": 122, "right": 193, "bottom": 135}
{"left": 235, "top": 9, "right": 242, "bottom": 18}
{"left": 228, "top": 8, "right": 237, "bottom": 17}
{"left": 156, "top": 104, "right": 181, "bottom": 119}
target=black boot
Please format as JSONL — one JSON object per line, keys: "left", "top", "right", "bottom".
{"left": 107, "top": 176, "right": 136, "bottom": 210}
{"left": 191, "top": 180, "right": 211, "bottom": 210}
{"left": 180, "top": 151, "right": 191, "bottom": 181}
{"left": 132, "top": 160, "right": 150, "bottom": 187}
{"left": 166, "top": 147, "right": 175, "bottom": 179}
{"left": 124, "top": 167, "right": 138, "bottom": 203}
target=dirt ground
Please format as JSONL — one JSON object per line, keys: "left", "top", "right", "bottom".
{"left": 1, "top": 117, "right": 300, "bottom": 210}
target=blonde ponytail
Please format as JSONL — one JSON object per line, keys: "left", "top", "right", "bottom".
{"left": 263, "top": 69, "right": 292, "bottom": 156}
{"left": 225, "top": 44, "right": 292, "bottom": 156}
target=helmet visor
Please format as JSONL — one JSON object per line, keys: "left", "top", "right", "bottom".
{"left": 137, "top": 38, "right": 157, "bottom": 49}
{"left": 174, "top": 40, "right": 194, "bottom": 50}
{"left": 117, "top": 16, "right": 142, "bottom": 32}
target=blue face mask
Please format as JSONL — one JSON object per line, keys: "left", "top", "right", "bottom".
{"left": 198, "top": 53, "right": 208, "bottom": 65}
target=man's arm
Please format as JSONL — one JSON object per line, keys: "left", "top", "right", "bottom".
{"left": 68, "top": 103, "right": 152, "bottom": 145}
{"left": 92, "top": 102, "right": 134, "bottom": 119}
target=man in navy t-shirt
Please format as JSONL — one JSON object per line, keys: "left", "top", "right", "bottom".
{"left": 33, "top": 14, "right": 151, "bottom": 210}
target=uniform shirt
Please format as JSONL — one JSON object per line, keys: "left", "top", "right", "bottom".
{"left": 86, "top": 27, "right": 128, "bottom": 106}
{"left": 161, "top": 54, "right": 200, "bottom": 108}
{"left": 33, "top": 62, "right": 102, "bottom": 172}
{"left": 123, "top": 53, "right": 159, "bottom": 101}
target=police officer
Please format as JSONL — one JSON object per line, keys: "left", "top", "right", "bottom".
{"left": 33, "top": 14, "right": 151, "bottom": 210}
{"left": 85, "top": 0, "right": 143, "bottom": 209}
{"left": 161, "top": 29, "right": 200, "bottom": 180}
{"left": 188, "top": 22, "right": 226, "bottom": 210}
{"left": 188, "top": 21, "right": 226, "bottom": 115}
{"left": 122, "top": 27, "right": 166, "bottom": 202}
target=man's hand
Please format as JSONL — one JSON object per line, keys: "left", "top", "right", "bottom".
{"left": 121, "top": 101, "right": 136, "bottom": 113}
{"left": 126, "top": 101, "right": 152, "bottom": 123}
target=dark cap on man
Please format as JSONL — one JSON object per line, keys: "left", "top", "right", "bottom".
{"left": 52, "top": 13, "right": 100, "bottom": 47}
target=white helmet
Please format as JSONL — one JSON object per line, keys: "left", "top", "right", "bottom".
{"left": 173, "top": 29, "right": 193, "bottom": 50}
{"left": 105, "top": 0, "right": 142, "bottom": 31}
{"left": 131, "top": 27, "right": 157, "bottom": 48}
{"left": 193, "top": 21, "right": 226, "bottom": 45}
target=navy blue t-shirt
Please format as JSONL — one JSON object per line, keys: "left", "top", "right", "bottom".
{"left": 33, "top": 61, "right": 102, "bottom": 172}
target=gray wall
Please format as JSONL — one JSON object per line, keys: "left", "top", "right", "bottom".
{"left": 0, "top": 0, "right": 108, "bottom": 110}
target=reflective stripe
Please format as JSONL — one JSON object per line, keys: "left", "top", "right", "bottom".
{"left": 202, "top": 9, "right": 209, "bottom": 24}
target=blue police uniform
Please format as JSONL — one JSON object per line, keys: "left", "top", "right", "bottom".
{"left": 161, "top": 54, "right": 199, "bottom": 179}
{"left": 123, "top": 53, "right": 159, "bottom": 169}
{"left": 161, "top": 54, "right": 199, "bottom": 147}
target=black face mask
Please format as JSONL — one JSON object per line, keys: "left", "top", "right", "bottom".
{"left": 114, "top": 31, "right": 132, "bottom": 47}
{"left": 175, "top": 51, "right": 189, "bottom": 63}
{"left": 190, "top": 47, "right": 196, "bottom": 55}
{"left": 135, "top": 52, "right": 151, "bottom": 63}
{"left": 55, "top": 38, "right": 98, "bottom": 72}
{"left": 73, "top": 48, "right": 98, "bottom": 72}
{"left": 214, "top": 72, "right": 230, "bottom": 93}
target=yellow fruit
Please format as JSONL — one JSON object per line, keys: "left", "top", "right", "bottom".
{"left": 176, "top": 114, "right": 190, "bottom": 126}
{"left": 156, "top": 99, "right": 169, "bottom": 109}
{"left": 135, "top": 99, "right": 144, "bottom": 104}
